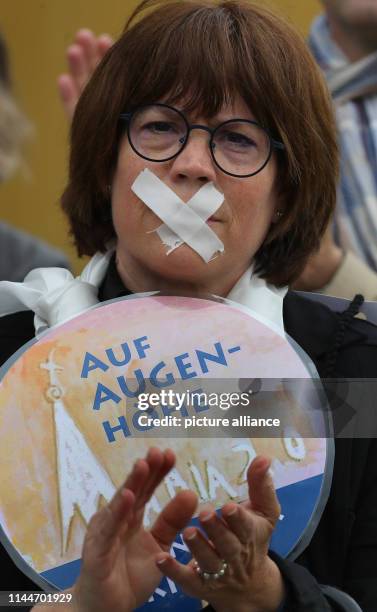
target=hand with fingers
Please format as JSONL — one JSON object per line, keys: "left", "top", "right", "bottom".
{"left": 57, "top": 29, "right": 113, "bottom": 119}
{"left": 71, "top": 447, "right": 197, "bottom": 612}
{"left": 156, "top": 456, "right": 285, "bottom": 612}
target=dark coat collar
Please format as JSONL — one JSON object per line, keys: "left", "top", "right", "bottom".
{"left": 283, "top": 291, "right": 338, "bottom": 359}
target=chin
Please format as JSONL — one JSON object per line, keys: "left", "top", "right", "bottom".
{"left": 151, "top": 244, "right": 222, "bottom": 284}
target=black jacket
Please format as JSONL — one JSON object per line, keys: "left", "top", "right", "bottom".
{"left": 0, "top": 287, "right": 377, "bottom": 612}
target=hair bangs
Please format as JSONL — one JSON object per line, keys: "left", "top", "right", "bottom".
{"left": 123, "top": 3, "right": 242, "bottom": 117}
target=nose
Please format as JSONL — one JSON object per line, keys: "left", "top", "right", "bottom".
{"left": 168, "top": 128, "right": 217, "bottom": 186}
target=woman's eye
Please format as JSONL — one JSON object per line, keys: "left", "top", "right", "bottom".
{"left": 143, "top": 121, "right": 176, "bottom": 133}
{"left": 223, "top": 131, "right": 256, "bottom": 147}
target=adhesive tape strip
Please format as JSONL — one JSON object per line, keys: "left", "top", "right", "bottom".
{"left": 157, "top": 181, "right": 224, "bottom": 255}
{"left": 131, "top": 169, "right": 225, "bottom": 263}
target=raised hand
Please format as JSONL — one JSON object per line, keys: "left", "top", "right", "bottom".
{"left": 155, "top": 456, "right": 285, "bottom": 612}
{"left": 69, "top": 448, "right": 197, "bottom": 612}
{"left": 58, "top": 29, "right": 113, "bottom": 119}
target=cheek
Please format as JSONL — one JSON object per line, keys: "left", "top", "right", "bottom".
{"left": 111, "top": 148, "right": 147, "bottom": 230}
{"left": 111, "top": 186, "right": 139, "bottom": 248}
{"left": 226, "top": 179, "right": 277, "bottom": 226}
{"left": 112, "top": 189, "right": 137, "bottom": 233}
{"left": 219, "top": 173, "right": 278, "bottom": 259}
{"left": 112, "top": 151, "right": 138, "bottom": 200}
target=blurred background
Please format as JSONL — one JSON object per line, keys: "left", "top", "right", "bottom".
{"left": 1, "top": 0, "right": 321, "bottom": 274}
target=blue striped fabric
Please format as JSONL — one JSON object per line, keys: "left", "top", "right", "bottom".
{"left": 308, "top": 15, "right": 377, "bottom": 271}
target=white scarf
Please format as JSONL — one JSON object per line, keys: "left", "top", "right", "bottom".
{"left": 0, "top": 251, "right": 287, "bottom": 336}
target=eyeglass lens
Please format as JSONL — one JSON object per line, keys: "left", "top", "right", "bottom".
{"left": 129, "top": 105, "right": 272, "bottom": 177}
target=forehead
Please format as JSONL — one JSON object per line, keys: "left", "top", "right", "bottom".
{"left": 160, "top": 93, "right": 257, "bottom": 122}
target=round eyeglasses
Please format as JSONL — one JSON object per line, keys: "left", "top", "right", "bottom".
{"left": 120, "top": 103, "right": 284, "bottom": 178}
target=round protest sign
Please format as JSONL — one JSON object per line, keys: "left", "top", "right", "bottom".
{"left": 0, "top": 294, "right": 332, "bottom": 610}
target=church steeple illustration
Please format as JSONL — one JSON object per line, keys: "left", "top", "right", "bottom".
{"left": 40, "top": 350, "right": 116, "bottom": 553}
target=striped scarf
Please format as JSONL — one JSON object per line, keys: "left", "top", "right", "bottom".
{"left": 309, "top": 15, "right": 377, "bottom": 271}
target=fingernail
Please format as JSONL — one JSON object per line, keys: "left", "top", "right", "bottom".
{"left": 200, "top": 512, "right": 214, "bottom": 522}
{"left": 185, "top": 530, "right": 197, "bottom": 540}
{"left": 156, "top": 557, "right": 167, "bottom": 565}
{"left": 224, "top": 506, "right": 237, "bottom": 517}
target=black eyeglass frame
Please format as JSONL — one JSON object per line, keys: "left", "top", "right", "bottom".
{"left": 119, "top": 102, "right": 285, "bottom": 179}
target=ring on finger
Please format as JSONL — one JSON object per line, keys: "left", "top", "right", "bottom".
{"left": 194, "top": 559, "right": 228, "bottom": 581}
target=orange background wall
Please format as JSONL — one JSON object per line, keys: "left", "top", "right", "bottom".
{"left": 1, "top": 0, "right": 322, "bottom": 273}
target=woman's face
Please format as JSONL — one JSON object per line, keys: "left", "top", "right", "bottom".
{"left": 111, "top": 95, "right": 281, "bottom": 292}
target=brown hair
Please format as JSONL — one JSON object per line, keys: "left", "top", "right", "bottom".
{"left": 62, "top": 0, "right": 338, "bottom": 285}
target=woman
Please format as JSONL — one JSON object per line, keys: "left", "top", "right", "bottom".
{"left": 0, "top": 0, "right": 376, "bottom": 610}
{"left": 0, "top": 33, "right": 70, "bottom": 281}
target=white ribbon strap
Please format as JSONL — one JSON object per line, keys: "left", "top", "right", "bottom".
{"left": 227, "top": 265, "right": 288, "bottom": 333}
{"left": 0, "top": 251, "right": 113, "bottom": 335}
{"left": 0, "top": 250, "right": 287, "bottom": 336}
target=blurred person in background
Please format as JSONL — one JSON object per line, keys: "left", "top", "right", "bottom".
{"left": 296, "top": 0, "right": 377, "bottom": 299}
{"left": 0, "top": 33, "right": 70, "bottom": 281}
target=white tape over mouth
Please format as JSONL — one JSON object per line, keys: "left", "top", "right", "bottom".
{"left": 156, "top": 181, "right": 224, "bottom": 257}
{"left": 131, "top": 168, "right": 225, "bottom": 263}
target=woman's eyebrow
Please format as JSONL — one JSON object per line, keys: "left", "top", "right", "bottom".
{"left": 209, "top": 111, "right": 256, "bottom": 124}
